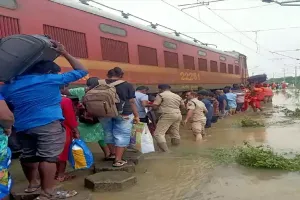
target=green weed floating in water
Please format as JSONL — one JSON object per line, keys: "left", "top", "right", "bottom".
{"left": 211, "top": 142, "right": 300, "bottom": 171}
{"left": 240, "top": 118, "right": 265, "bottom": 127}
{"left": 282, "top": 108, "right": 300, "bottom": 117}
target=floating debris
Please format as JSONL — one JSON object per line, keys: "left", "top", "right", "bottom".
{"left": 273, "top": 105, "right": 285, "bottom": 109}
{"left": 268, "top": 120, "right": 295, "bottom": 126}
{"left": 210, "top": 142, "right": 300, "bottom": 171}
{"left": 239, "top": 118, "right": 265, "bottom": 128}
{"left": 282, "top": 108, "right": 300, "bottom": 117}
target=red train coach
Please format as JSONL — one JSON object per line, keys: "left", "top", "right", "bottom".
{"left": 0, "top": 0, "right": 248, "bottom": 92}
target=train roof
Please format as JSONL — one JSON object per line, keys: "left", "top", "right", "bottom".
{"left": 50, "top": 0, "right": 242, "bottom": 59}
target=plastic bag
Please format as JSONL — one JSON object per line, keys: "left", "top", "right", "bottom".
{"left": 0, "top": 169, "right": 12, "bottom": 199}
{"left": 130, "top": 123, "right": 155, "bottom": 154}
{"left": 68, "top": 139, "right": 94, "bottom": 170}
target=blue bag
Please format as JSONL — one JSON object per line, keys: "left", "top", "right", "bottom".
{"left": 0, "top": 170, "right": 12, "bottom": 199}
{"left": 68, "top": 139, "right": 94, "bottom": 170}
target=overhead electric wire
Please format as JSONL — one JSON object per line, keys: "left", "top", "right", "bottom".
{"left": 273, "top": 49, "right": 300, "bottom": 52}
{"left": 206, "top": 7, "right": 300, "bottom": 60}
{"left": 209, "top": 4, "right": 274, "bottom": 10}
{"left": 160, "top": 0, "right": 260, "bottom": 54}
{"left": 181, "top": 26, "right": 300, "bottom": 34}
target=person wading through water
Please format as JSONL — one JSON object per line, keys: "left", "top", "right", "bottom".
{"left": 99, "top": 67, "right": 140, "bottom": 167}
{"left": 152, "top": 84, "right": 185, "bottom": 152}
{"left": 1, "top": 41, "right": 87, "bottom": 199}
{"left": 183, "top": 91, "right": 207, "bottom": 141}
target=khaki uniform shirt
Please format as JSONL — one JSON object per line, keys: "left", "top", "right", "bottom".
{"left": 154, "top": 91, "right": 183, "bottom": 114}
{"left": 187, "top": 98, "right": 207, "bottom": 122}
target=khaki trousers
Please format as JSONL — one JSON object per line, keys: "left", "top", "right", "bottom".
{"left": 154, "top": 113, "right": 182, "bottom": 143}
{"left": 191, "top": 119, "right": 206, "bottom": 136}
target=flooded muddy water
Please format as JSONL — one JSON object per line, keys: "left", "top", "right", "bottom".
{"left": 10, "top": 90, "right": 300, "bottom": 200}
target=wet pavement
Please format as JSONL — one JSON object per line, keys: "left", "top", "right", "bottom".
{"left": 10, "top": 90, "right": 300, "bottom": 200}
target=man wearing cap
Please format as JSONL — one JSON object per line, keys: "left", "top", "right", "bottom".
{"left": 152, "top": 84, "right": 185, "bottom": 152}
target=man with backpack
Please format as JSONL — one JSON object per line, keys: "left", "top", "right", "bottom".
{"left": 84, "top": 67, "right": 139, "bottom": 167}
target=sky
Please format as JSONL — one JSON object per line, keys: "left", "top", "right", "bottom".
{"left": 90, "top": 0, "right": 300, "bottom": 78}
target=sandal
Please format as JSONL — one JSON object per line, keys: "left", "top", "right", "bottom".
{"left": 24, "top": 185, "right": 41, "bottom": 193}
{"left": 34, "top": 190, "right": 78, "bottom": 200}
{"left": 113, "top": 160, "right": 127, "bottom": 167}
{"left": 55, "top": 174, "right": 76, "bottom": 182}
{"left": 103, "top": 154, "right": 116, "bottom": 161}
{"left": 56, "top": 190, "right": 78, "bottom": 199}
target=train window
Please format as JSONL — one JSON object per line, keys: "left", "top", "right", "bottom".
{"left": 138, "top": 45, "right": 158, "bottom": 66}
{"left": 0, "top": 15, "right": 20, "bottom": 38}
{"left": 210, "top": 61, "right": 218, "bottom": 72}
{"left": 228, "top": 64, "right": 234, "bottom": 74}
{"left": 198, "top": 50, "right": 207, "bottom": 57}
{"left": 44, "top": 25, "right": 88, "bottom": 58}
{"left": 164, "top": 51, "right": 179, "bottom": 68}
{"left": 235, "top": 65, "right": 240, "bottom": 74}
{"left": 220, "top": 56, "right": 226, "bottom": 61}
{"left": 220, "top": 62, "right": 227, "bottom": 73}
{"left": 198, "top": 58, "right": 208, "bottom": 71}
{"left": 163, "top": 41, "right": 177, "bottom": 50}
{"left": 0, "top": 0, "right": 17, "bottom": 9}
{"left": 101, "top": 37, "right": 129, "bottom": 63}
{"left": 235, "top": 60, "right": 239, "bottom": 64}
{"left": 183, "top": 55, "right": 195, "bottom": 70}
{"left": 99, "top": 24, "right": 127, "bottom": 37}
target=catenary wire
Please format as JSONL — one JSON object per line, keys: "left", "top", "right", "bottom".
{"left": 206, "top": 7, "right": 300, "bottom": 60}
{"left": 161, "top": 0, "right": 261, "bottom": 55}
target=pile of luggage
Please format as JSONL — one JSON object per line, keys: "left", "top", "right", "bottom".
{"left": 247, "top": 74, "right": 267, "bottom": 84}
{"left": 0, "top": 34, "right": 59, "bottom": 82}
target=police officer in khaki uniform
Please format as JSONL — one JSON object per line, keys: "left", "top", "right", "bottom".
{"left": 152, "top": 84, "right": 184, "bottom": 152}
{"left": 183, "top": 91, "right": 207, "bottom": 141}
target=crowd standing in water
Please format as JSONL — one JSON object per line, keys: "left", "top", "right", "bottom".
{"left": 0, "top": 42, "right": 281, "bottom": 200}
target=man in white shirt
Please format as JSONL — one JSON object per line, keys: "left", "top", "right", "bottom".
{"left": 134, "top": 86, "right": 149, "bottom": 123}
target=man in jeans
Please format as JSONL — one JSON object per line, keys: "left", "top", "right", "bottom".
{"left": 134, "top": 86, "right": 149, "bottom": 123}
{"left": 1, "top": 41, "right": 88, "bottom": 200}
{"left": 99, "top": 67, "right": 140, "bottom": 167}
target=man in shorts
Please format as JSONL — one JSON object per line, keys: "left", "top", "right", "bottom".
{"left": 1, "top": 41, "right": 88, "bottom": 199}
